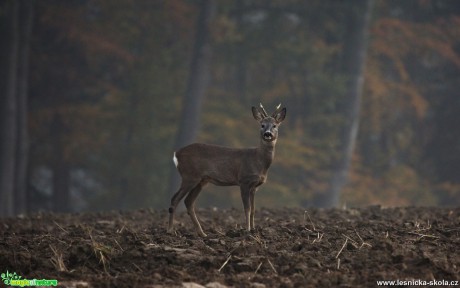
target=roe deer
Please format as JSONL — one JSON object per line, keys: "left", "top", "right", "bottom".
{"left": 168, "top": 104, "right": 286, "bottom": 237}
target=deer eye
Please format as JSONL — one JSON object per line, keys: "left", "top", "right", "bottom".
{"left": 261, "top": 124, "right": 265, "bottom": 129}
{"left": 273, "top": 124, "right": 277, "bottom": 128}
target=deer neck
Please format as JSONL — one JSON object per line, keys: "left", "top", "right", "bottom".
{"left": 258, "top": 139, "right": 276, "bottom": 168}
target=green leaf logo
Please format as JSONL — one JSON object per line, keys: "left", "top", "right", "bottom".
{"left": 1, "top": 270, "right": 11, "bottom": 285}
{"left": 1, "top": 271, "right": 23, "bottom": 285}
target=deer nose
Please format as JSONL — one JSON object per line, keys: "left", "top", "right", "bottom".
{"left": 263, "top": 132, "right": 273, "bottom": 138}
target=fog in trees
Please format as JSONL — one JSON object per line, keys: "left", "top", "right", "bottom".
{"left": 1, "top": 0, "right": 460, "bottom": 216}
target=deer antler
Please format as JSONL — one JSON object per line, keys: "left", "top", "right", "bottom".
{"left": 259, "top": 103, "right": 269, "bottom": 118}
{"left": 272, "top": 103, "right": 282, "bottom": 117}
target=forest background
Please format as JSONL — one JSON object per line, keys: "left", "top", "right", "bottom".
{"left": 1, "top": 0, "right": 460, "bottom": 217}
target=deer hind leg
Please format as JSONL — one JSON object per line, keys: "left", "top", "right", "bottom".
{"left": 184, "top": 181, "right": 206, "bottom": 237}
{"left": 167, "top": 180, "right": 200, "bottom": 234}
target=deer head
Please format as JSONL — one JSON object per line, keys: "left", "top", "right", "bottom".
{"left": 252, "top": 103, "right": 286, "bottom": 144}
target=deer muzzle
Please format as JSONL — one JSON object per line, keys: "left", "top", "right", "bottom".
{"left": 263, "top": 131, "right": 273, "bottom": 141}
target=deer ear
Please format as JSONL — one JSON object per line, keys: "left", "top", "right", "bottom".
{"left": 252, "top": 106, "right": 264, "bottom": 121}
{"left": 274, "top": 107, "right": 286, "bottom": 123}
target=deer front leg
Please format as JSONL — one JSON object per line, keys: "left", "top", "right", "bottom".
{"left": 249, "top": 188, "right": 257, "bottom": 230}
{"left": 240, "top": 186, "right": 251, "bottom": 231}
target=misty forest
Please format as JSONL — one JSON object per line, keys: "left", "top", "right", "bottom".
{"left": 1, "top": 0, "right": 460, "bottom": 217}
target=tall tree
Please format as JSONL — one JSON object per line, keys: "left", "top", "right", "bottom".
{"left": 0, "top": 0, "right": 19, "bottom": 217}
{"left": 0, "top": 0, "right": 34, "bottom": 216}
{"left": 29, "top": 1, "right": 93, "bottom": 213}
{"left": 234, "top": 0, "right": 248, "bottom": 104}
{"left": 15, "top": 0, "right": 34, "bottom": 214}
{"left": 327, "top": 0, "right": 374, "bottom": 207}
{"left": 50, "top": 113, "right": 70, "bottom": 212}
{"left": 167, "top": 0, "right": 215, "bottom": 196}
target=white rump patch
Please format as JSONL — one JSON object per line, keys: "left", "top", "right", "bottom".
{"left": 173, "top": 152, "right": 178, "bottom": 168}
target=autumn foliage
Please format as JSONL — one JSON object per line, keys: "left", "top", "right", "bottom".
{"left": 5, "top": 0, "right": 459, "bottom": 213}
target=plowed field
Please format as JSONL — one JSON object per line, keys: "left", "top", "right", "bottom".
{"left": 1, "top": 206, "right": 459, "bottom": 287}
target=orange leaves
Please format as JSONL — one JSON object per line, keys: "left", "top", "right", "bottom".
{"left": 365, "top": 13, "right": 459, "bottom": 125}
{"left": 396, "top": 85, "right": 428, "bottom": 119}
{"left": 39, "top": 2, "right": 134, "bottom": 62}
{"left": 351, "top": 6, "right": 460, "bottom": 206}
{"left": 165, "top": 0, "right": 196, "bottom": 25}
{"left": 371, "top": 15, "right": 460, "bottom": 74}
{"left": 69, "top": 29, "right": 135, "bottom": 63}
{"left": 345, "top": 163, "right": 434, "bottom": 207}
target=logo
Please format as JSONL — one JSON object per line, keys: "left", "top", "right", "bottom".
{"left": 1, "top": 271, "right": 58, "bottom": 287}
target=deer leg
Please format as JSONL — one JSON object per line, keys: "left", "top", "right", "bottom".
{"left": 167, "top": 180, "right": 199, "bottom": 234}
{"left": 249, "top": 188, "right": 257, "bottom": 230}
{"left": 184, "top": 182, "right": 206, "bottom": 237}
{"left": 240, "top": 186, "right": 251, "bottom": 231}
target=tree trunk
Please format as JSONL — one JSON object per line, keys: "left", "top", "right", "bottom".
{"left": 327, "top": 0, "right": 374, "bottom": 207}
{"left": 15, "top": 0, "right": 34, "bottom": 214}
{"left": 0, "top": 0, "right": 19, "bottom": 217}
{"left": 118, "top": 96, "right": 136, "bottom": 210}
{"left": 51, "top": 113, "right": 71, "bottom": 212}
{"left": 52, "top": 160, "right": 70, "bottom": 213}
{"left": 167, "top": 0, "right": 215, "bottom": 196}
{"left": 235, "top": 0, "right": 248, "bottom": 104}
